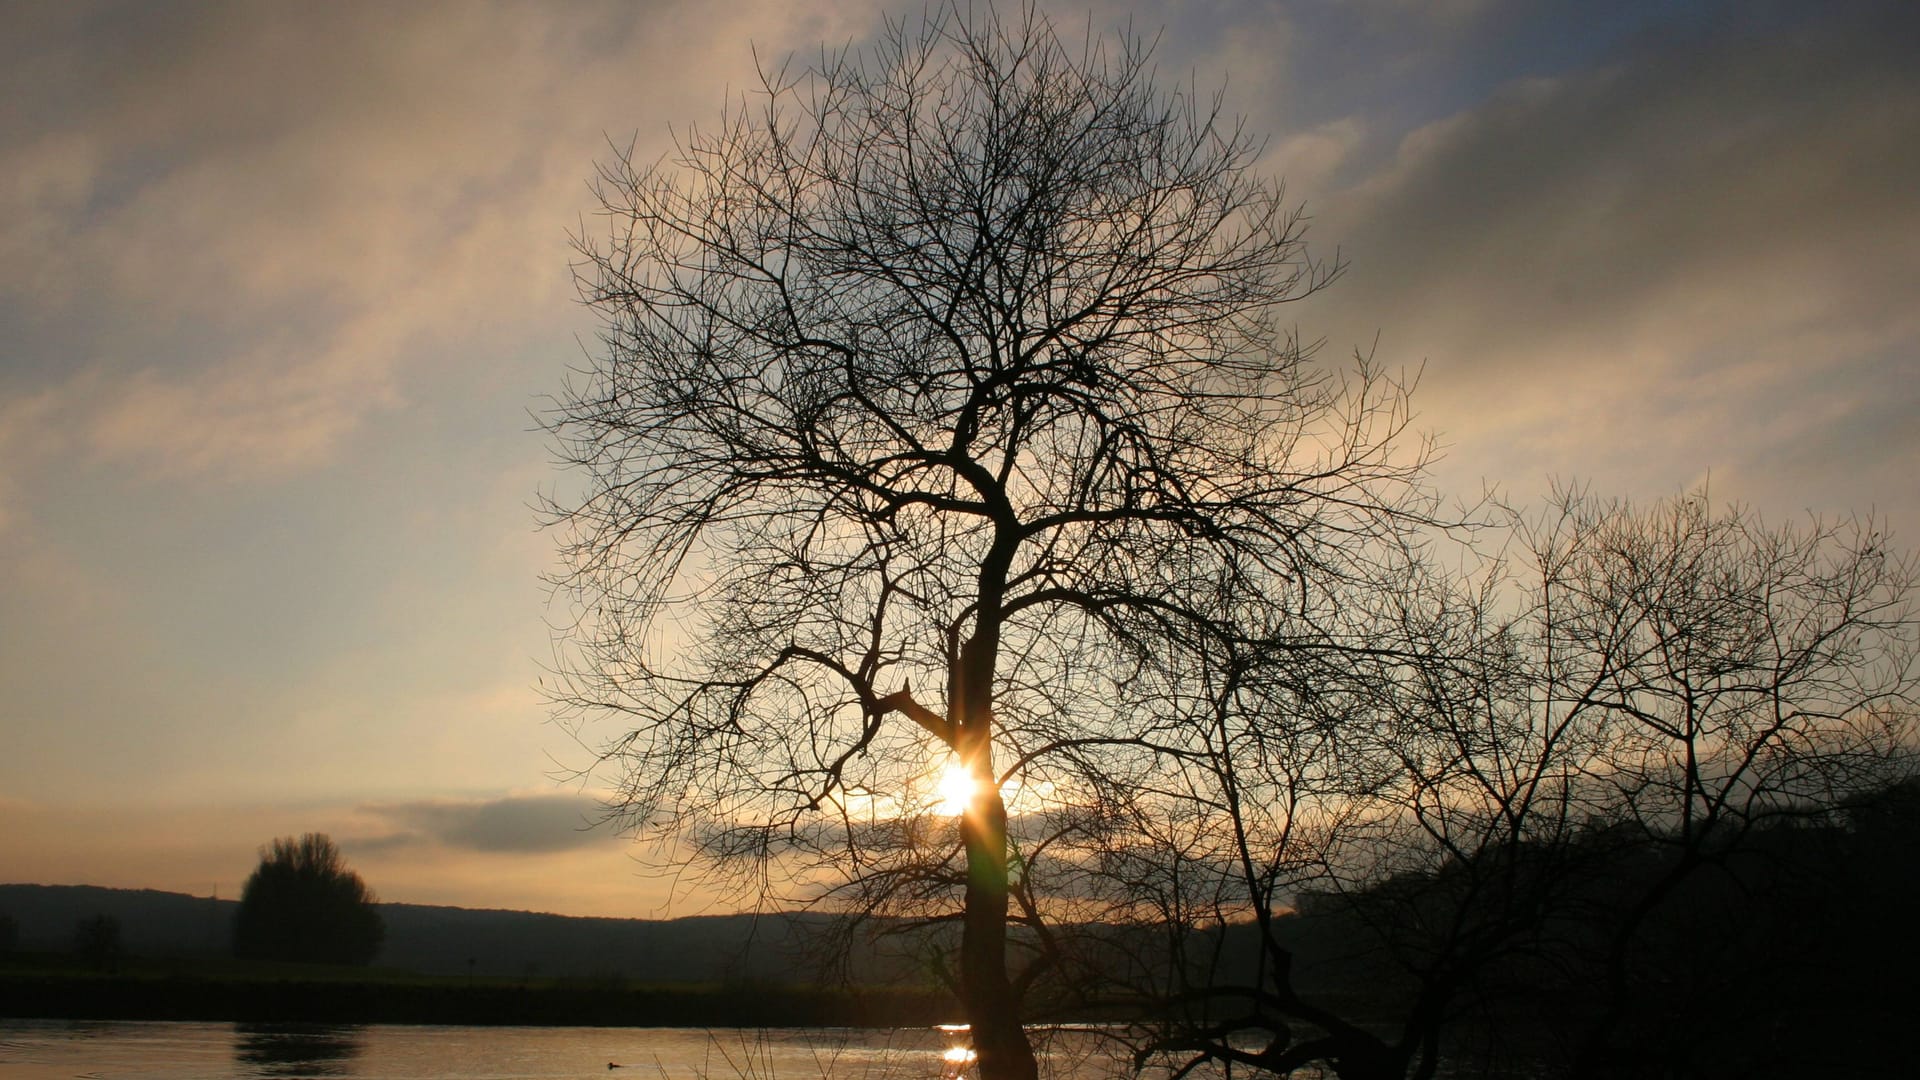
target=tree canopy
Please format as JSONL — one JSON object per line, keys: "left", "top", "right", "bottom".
{"left": 544, "top": 6, "right": 1915, "bottom": 1079}
{"left": 547, "top": 6, "right": 1433, "bottom": 1077}
{"left": 233, "top": 833, "right": 384, "bottom": 967}
{"left": 1081, "top": 488, "right": 1916, "bottom": 1079}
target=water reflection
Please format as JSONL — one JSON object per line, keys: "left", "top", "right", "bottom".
{"left": 233, "top": 1023, "right": 366, "bottom": 1076}
{"left": 936, "top": 1024, "right": 976, "bottom": 1080}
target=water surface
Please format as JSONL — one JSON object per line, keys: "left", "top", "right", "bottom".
{"left": 0, "top": 1020, "right": 1119, "bottom": 1080}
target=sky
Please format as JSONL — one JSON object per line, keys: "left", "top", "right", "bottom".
{"left": 2, "top": 0, "right": 1916, "bottom": 920}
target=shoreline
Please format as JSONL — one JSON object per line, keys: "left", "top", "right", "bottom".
{"left": 0, "top": 972, "right": 954, "bottom": 1030}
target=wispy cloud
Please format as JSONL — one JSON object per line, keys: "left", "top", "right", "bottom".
{"left": 355, "top": 793, "right": 613, "bottom": 855}
{"left": 1305, "top": 2, "right": 1920, "bottom": 516}
{"left": 0, "top": 1, "right": 877, "bottom": 489}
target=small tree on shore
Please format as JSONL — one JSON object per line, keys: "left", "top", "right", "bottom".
{"left": 233, "top": 833, "right": 384, "bottom": 966}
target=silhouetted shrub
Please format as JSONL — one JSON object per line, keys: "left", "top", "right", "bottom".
{"left": 233, "top": 833, "right": 384, "bottom": 966}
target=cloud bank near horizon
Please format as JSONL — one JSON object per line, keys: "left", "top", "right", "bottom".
{"left": 353, "top": 793, "right": 610, "bottom": 855}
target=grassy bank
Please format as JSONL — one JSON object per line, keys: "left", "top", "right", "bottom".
{"left": 0, "top": 954, "right": 955, "bottom": 1028}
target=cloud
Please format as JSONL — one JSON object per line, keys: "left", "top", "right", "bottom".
{"left": 1262, "top": 118, "right": 1367, "bottom": 197}
{"left": 0, "top": 390, "right": 62, "bottom": 535}
{"left": 1302, "top": 2, "right": 1920, "bottom": 516}
{"left": 0, "top": 0, "right": 888, "bottom": 490}
{"left": 356, "top": 793, "right": 613, "bottom": 855}
{"left": 80, "top": 346, "right": 400, "bottom": 483}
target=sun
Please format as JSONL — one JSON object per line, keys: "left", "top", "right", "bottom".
{"left": 933, "top": 761, "right": 978, "bottom": 816}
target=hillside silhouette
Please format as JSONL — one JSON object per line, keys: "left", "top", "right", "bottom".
{"left": 0, "top": 884, "right": 904, "bottom": 983}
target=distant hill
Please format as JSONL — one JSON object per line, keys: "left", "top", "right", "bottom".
{"left": 0, "top": 884, "right": 926, "bottom": 984}
{"left": 3, "top": 885, "right": 234, "bottom": 957}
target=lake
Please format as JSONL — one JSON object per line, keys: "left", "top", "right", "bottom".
{"left": 0, "top": 1020, "right": 1132, "bottom": 1080}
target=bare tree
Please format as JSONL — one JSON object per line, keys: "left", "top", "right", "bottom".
{"left": 1094, "top": 489, "right": 1917, "bottom": 1079}
{"left": 544, "top": 6, "right": 1431, "bottom": 1077}
{"left": 1525, "top": 490, "right": 1916, "bottom": 1073}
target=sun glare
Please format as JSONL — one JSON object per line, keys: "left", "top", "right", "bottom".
{"left": 934, "top": 762, "right": 978, "bottom": 816}
{"left": 940, "top": 1045, "right": 978, "bottom": 1078}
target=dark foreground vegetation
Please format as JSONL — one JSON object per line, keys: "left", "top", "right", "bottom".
{"left": 0, "top": 883, "right": 956, "bottom": 1027}
{"left": 0, "top": 957, "right": 952, "bottom": 1028}
{"left": 1033, "top": 776, "right": 1920, "bottom": 1079}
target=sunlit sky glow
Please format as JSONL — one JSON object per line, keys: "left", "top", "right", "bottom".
{"left": 934, "top": 764, "right": 980, "bottom": 819}
{"left": 2, "top": 0, "right": 1915, "bottom": 918}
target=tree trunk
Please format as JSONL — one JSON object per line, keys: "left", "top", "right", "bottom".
{"left": 960, "top": 778, "right": 1039, "bottom": 1080}
{"left": 952, "top": 541, "right": 1036, "bottom": 1080}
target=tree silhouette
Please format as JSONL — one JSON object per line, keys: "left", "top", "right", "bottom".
{"left": 545, "top": 5, "right": 1433, "bottom": 1077}
{"left": 233, "top": 833, "right": 384, "bottom": 966}
{"left": 73, "top": 912, "right": 124, "bottom": 972}
{"left": 1072, "top": 489, "right": 1917, "bottom": 1079}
